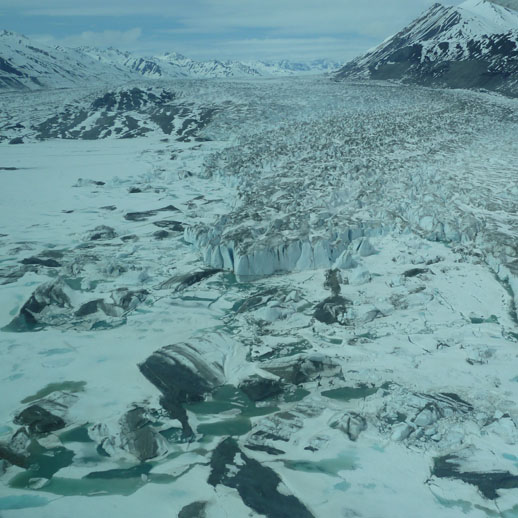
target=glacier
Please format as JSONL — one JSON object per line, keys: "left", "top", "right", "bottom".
{"left": 1, "top": 72, "right": 518, "bottom": 518}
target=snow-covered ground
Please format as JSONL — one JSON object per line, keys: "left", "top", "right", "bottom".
{"left": 1, "top": 77, "right": 518, "bottom": 518}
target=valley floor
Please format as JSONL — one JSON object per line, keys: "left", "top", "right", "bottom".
{"left": 1, "top": 77, "right": 518, "bottom": 518}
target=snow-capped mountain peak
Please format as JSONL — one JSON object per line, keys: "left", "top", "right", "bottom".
{"left": 0, "top": 30, "right": 342, "bottom": 90}
{"left": 459, "top": 0, "right": 518, "bottom": 31}
{"left": 0, "top": 31, "right": 134, "bottom": 90}
{"left": 335, "top": 0, "right": 518, "bottom": 97}
{"left": 390, "top": 0, "right": 518, "bottom": 44}
{"left": 161, "top": 51, "right": 188, "bottom": 61}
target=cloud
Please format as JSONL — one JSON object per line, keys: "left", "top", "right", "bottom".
{"left": 7, "top": 0, "right": 167, "bottom": 16}
{"left": 13, "top": 0, "right": 464, "bottom": 39}
{"left": 26, "top": 8, "right": 146, "bottom": 16}
{"left": 32, "top": 28, "right": 142, "bottom": 49}
{"left": 167, "top": 0, "right": 436, "bottom": 39}
{"left": 7, "top": 0, "right": 468, "bottom": 60}
{"left": 179, "top": 37, "right": 373, "bottom": 61}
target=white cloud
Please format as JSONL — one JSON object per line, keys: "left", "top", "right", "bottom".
{"left": 10, "top": 0, "right": 470, "bottom": 60}
{"left": 168, "top": 0, "right": 435, "bottom": 39}
{"left": 32, "top": 28, "right": 142, "bottom": 49}
{"left": 14, "top": 0, "right": 466, "bottom": 39}
{"left": 181, "top": 37, "right": 370, "bottom": 61}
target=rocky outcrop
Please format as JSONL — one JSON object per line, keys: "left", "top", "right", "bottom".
{"left": 208, "top": 438, "right": 314, "bottom": 518}
{"left": 5, "top": 280, "right": 72, "bottom": 331}
{"left": 14, "top": 405, "right": 65, "bottom": 434}
{"left": 433, "top": 448, "right": 518, "bottom": 499}
{"left": 263, "top": 354, "right": 343, "bottom": 386}
{"left": 119, "top": 407, "right": 168, "bottom": 461}
{"left": 238, "top": 376, "right": 284, "bottom": 402}
{"left": 178, "top": 502, "right": 208, "bottom": 518}
{"left": 5, "top": 280, "right": 149, "bottom": 332}
{"left": 33, "top": 87, "right": 215, "bottom": 142}
{"left": 139, "top": 343, "right": 225, "bottom": 436}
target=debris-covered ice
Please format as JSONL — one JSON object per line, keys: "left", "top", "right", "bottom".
{"left": 1, "top": 77, "right": 518, "bottom": 518}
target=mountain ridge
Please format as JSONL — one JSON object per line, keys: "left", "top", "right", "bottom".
{"left": 0, "top": 30, "right": 343, "bottom": 91}
{"left": 335, "top": 0, "right": 518, "bottom": 96}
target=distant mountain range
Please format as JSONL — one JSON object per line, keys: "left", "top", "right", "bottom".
{"left": 0, "top": 30, "right": 342, "bottom": 90}
{"left": 5, "top": 0, "right": 518, "bottom": 97}
{"left": 80, "top": 47, "right": 342, "bottom": 79}
{"left": 335, "top": 0, "right": 518, "bottom": 96}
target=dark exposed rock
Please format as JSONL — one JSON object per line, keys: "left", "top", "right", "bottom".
{"left": 73, "top": 178, "right": 106, "bottom": 188}
{"left": 139, "top": 343, "right": 224, "bottom": 436}
{"left": 330, "top": 412, "right": 367, "bottom": 441}
{"left": 112, "top": 288, "right": 149, "bottom": 311}
{"left": 153, "top": 220, "right": 185, "bottom": 232}
{"left": 250, "top": 430, "right": 291, "bottom": 443}
{"left": 433, "top": 455, "right": 518, "bottom": 500}
{"left": 9, "top": 137, "right": 24, "bottom": 144}
{"left": 139, "top": 346, "right": 221, "bottom": 398}
{"left": 153, "top": 230, "right": 170, "bottom": 240}
{"left": 14, "top": 405, "right": 65, "bottom": 434}
{"left": 244, "top": 444, "right": 286, "bottom": 455}
{"left": 128, "top": 187, "right": 142, "bottom": 193}
{"left": 124, "top": 205, "right": 180, "bottom": 221}
{"left": 85, "top": 463, "right": 152, "bottom": 479}
{"left": 416, "top": 392, "right": 474, "bottom": 415}
{"left": 324, "top": 269, "right": 342, "bottom": 296}
{"left": 8, "top": 282, "right": 147, "bottom": 330}
{"left": 161, "top": 269, "right": 222, "bottom": 291}
{"left": 125, "top": 211, "right": 154, "bottom": 222}
{"left": 313, "top": 296, "right": 351, "bottom": 325}
{"left": 86, "top": 225, "right": 117, "bottom": 241}
{"left": 239, "top": 376, "right": 283, "bottom": 402}
{"left": 209, "top": 438, "right": 314, "bottom": 518}
{"left": 438, "top": 392, "right": 474, "bottom": 412}
{"left": 0, "top": 268, "right": 25, "bottom": 285}
{"left": 5, "top": 280, "right": 72, "bottom": 331}
{"left": 31, "top": 89, "right": 213, "bottom": 141}
{"left": 74, "top": 299, "right": 104, "bottom": 317}
{"left": 121, "top": 234, "right": 139, "bottom": 242}
{"left": 0, "top": 56, "right": 24, "bottom": 77}
{"left": 20, "top": 257, "right": 61, "bottom": 267}
{"left": 9, "top": 427, "right": 31, "bottom": 456}
{"left": 234, "top": 288, "right": 278, "bottom": 313}
{"left": 120, "top": 407, "right": 165, "bottom": 461}
{"left": 0, "top": 443, "right": 28, "bottom": 468}
{"left": 403, "top": 268, "right": 430, "bottom": 278}
{"left": 178, "top": 502, "right": 207, "bottom": 518}
{"left": 158, "top": 397, "right": 193, "bottom": 437}
{"left": 264, "top": 355, "right": 343, "bottom": 385}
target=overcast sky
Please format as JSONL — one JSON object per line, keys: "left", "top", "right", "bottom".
{"left": 2, "top": 0, "right": 469, "bottom": 61}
